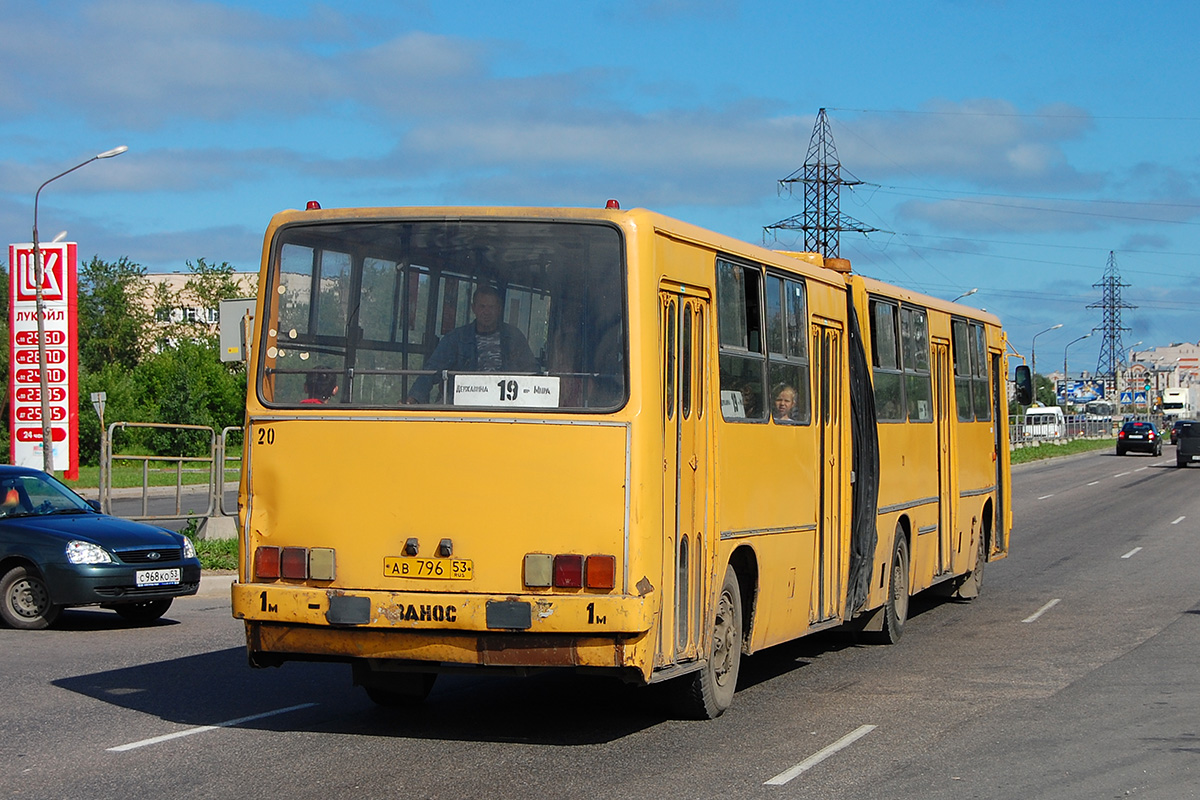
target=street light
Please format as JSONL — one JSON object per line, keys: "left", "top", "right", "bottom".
{"left": 952, "top": 288, "right": 978, "bottom": 303}
{"left": 1031, "top": 323, "right": 1063, "bottom": 377}
{"left": 1062, "top": 333, "right": 1093, "bottom": 406}
{"left": 31, "top": 145, "right": 128, "bottom": 473}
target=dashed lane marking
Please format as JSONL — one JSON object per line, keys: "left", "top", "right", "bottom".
{"left": 1022, "top": 599, "right": 1061, "bottom": 623}
{"left": 107, "top": 703, "right": 318, "bottom": 752}
{"left": 764, "top": 725, "right": 878, "bottom": 786}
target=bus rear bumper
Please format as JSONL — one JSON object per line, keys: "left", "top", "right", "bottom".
{"left": 232, "top": 582, "right": 655, "bottom": 677}
{"left": 245, "top": 620, "right": 650, "bottom": 677}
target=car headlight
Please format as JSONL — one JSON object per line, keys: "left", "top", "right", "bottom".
{"left": 182, "top": 536, "right": 197, "bottom": 560}
{"left": 66, "top": 540, "right": 114, "bottom": 565}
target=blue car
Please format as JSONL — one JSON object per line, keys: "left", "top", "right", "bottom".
{"left": 0, "top": 466, "right": 201, "bottom": 629}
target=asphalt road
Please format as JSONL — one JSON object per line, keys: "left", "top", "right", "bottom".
{"left": 4, "top": 447, "right": 1199, "bottom": 799}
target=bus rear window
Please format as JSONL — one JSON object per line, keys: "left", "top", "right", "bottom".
{"left": 259, "top": 219, "right": 626, "bottom": 411}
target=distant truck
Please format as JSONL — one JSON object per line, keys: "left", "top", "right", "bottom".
{"left": 1161, "top": 386, "right": 1200, "bottom": 421}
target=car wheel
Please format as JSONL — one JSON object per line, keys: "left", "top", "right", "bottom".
{"left": 0, "top": 565, "right": 62, "bottom": 630}
{"left": 113, "top": 598, "right": 173, "bottom": 624}
{"left": 1116, "top": 447, "right": 1125, "bottom": 456}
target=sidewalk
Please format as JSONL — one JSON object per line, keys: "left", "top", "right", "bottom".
{"left": 197, "top": 571, "right": 237, "bottom": 599}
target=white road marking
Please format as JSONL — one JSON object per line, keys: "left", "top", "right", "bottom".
{"left": 107, "top": 703, "right": 318, "bottom": 752}
{"left": 1172, "top": 516, "right": 1186, "bottom": 525}
{"left": 1135, "top": 467, "right": 1149, "bottom": 472}
{"left": 1022, "top": 599, "right": 1061, "bottom": 623}
{"left": 1114, "top": 471, "right": 1131, "bottom": 478}
{"left": 1037, "top": 494, "right": 1054, "bottom": 500}
{"left": 1087, "top": 481, "right": 1100, "bottom": 486}
{"left": 764, "top": 724, "right": 877, "bottom": 786}
{"left": 1121, "top": 547, "right": 1142, "bottom": 559}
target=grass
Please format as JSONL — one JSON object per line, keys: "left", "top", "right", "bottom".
{"left": 194, "top": 537, "right": 239, "bottom": 571}
{"left": 1010, "top": 437, "right": 1114, "bottom": 464}
{"left": 62, "top": 464, "right": 240, "bottom": 491}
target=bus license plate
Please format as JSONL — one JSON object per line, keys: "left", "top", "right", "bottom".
{"left": 384, "top": 558, "right": 473, "bottom": 580}
{"left": 136, "top": 568, "right": 181, "bottom": 587}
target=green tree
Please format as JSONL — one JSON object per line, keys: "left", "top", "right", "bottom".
{"left": 1034, "top": 374, "right": 1057, "bottom": 406}
{"left": 182, "top": 258, "right": 248, "bottom": 325}
{"left": 77, "top": 256, "right": 152, "bottom": 373}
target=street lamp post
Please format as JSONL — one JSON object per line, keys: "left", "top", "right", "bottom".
{"left": 31, "top": 145, "right": 128, "bottom": 473}
{"left": 952, "top": 288, "right": 978, "bottom": 303}
{"left": 1062, "top": 332, "right": 1093, "bottom": 408}
{"left": 1031, "top": 323, "right": 1063, "bottom": 378}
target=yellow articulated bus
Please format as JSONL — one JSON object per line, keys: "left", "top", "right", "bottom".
{"left": 231, "top": 202, "right": 1030, "bottom": 718}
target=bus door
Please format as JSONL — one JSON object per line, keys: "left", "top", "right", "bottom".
{"left": 658, "top": 285, "right": 710, "bottom": 667}
{"left": 811, "top": 320, "right": 843, "bottom": 623}
{"left": 933, "top": 338, "right": 954, "bottom": 574}
{"left": 991, "top": 351, "right": 1007, "bottom": 552}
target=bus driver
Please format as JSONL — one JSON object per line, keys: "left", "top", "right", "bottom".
{"left": 408, "top": 285, "right": 537, "bottom": 403}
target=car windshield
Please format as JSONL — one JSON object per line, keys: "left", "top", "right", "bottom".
{"left": 258, "top": 218, "right": 627, "bottom": 411}
{"left": 0, "top": 473, "right": 93, "bottom": 518}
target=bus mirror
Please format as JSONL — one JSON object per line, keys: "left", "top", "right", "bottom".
{"left": 1014, "top": 365, "right": 1033, "bottom": 405}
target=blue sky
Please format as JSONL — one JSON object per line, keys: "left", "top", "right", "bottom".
{"left": 2, "top": 0, "right": 1199, "bottom": 374}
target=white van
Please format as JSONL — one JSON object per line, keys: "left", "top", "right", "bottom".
{"left": 1024, "top": 405, "right": 1066, "bottom": 439}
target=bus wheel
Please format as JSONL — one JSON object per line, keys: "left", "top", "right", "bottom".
{"left": 673, "top": 566, "right": 743, "bottom": 720}
{"left": 866, "top": 530, "right": 909, "bottom": 645}
{"left": 954, "top": 530, "right": 987, "bottom": 601}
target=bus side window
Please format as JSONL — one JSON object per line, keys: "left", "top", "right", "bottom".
{"left": 901, "top": 306, "right": 932, "bottom": 422}
{"left": 951, "top": 319, "right": 974, "bottom": 421}
{"left": 766, "top": 276, "right": 810, "bottom": 425}
{"left": 716, "top": 259, "right": 766, "bottom": 421}
{"left": 870, "top": 299, "right": 904, "bottom": 422}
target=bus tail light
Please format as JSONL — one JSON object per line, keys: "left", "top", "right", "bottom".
{"left": 281, "top": 547, "right": 308, "bottom": 579}
{"left": 309, "top": 548, "right": 336, "bottom": 581}
{"left": 585, "top": 555, "right": 615, "bottom": 589}
{"left": 554, "top": 554, "right": 584, "bottom": 588}
{"left": 525, "top": 553, "right": 617, "bottom": 590}
{"left": 255, "top": 546, "right": 281, "bottom": 579}
{"left": 255, "top": 545, "right": 336, "bottom": 581}
{"left": 524, "top": 554, "right": 553, "bottom": 587}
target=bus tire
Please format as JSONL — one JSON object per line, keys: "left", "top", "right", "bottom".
{"left": 673, "top": 566, "right": 743, "bottom": 719}
{"left": 954, "top": 529, "right": 986, "bottom": 601}
{"left": 865, "top": 529, "right": 909, "bottom": 645}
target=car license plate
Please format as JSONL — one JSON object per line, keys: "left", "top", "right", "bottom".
{"left": 384, "top": 557, "right": 473, "bottom": 580}
{"left": 1192, "top": 455, "right": 1200, "bottom": 462}
{"left": 136, "top": 568, "right": 181, "bottom": 587}
{"left": 1128, "top": 434, "right": 1143, "bottom": 439}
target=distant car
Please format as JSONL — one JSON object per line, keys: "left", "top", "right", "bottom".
{"left": 1171, "top": 419, "right": 1189, "bottom": 444}
{"left": 1116, "top": 420, "right": 1162, "bottom": 457}
{"left": 0, "top": 466, "right": 201, "bottom": 630}
{"left": 1176, "top": 420, "right": 1200, "bottom": 468}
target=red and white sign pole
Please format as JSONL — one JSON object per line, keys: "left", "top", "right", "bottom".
{"left": 9, "top": 242, "right": 79, "bottom": 479}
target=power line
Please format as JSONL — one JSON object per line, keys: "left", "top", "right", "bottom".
{"left": 827, "top": 107, "right": 1200, "bottom": 122}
